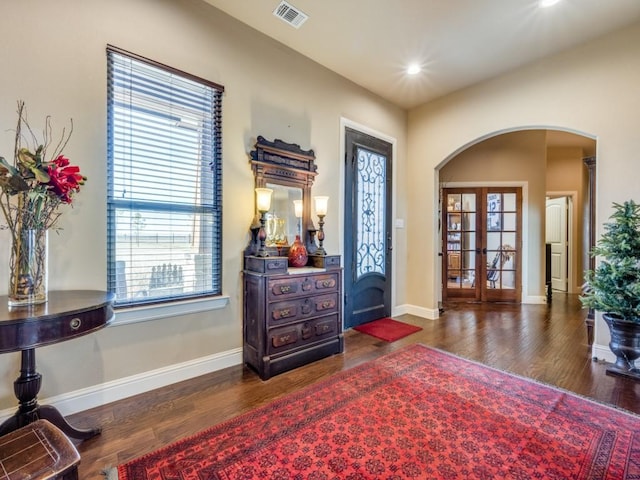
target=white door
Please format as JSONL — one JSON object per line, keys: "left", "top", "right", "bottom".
{"left": 545, "top": 197, "right": 568, "bottom": 292}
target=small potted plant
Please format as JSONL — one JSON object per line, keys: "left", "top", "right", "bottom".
{"left": 581, "top": 200, "right": 640, "bottom": 380}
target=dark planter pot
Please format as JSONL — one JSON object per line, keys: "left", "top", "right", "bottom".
{"left": 603, "top": 313, "right": 640, "bottom": 380}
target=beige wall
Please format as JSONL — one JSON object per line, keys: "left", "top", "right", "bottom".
{"left": 0, "top": 0, "right": 407, "bottom": 409}
{"left": 408, "top": 20, "right": 640, "bottom": 349}
{"left": 440, "top": 131, "right": 547, "bottom": 299}
{"left": 1, "top": 0, "right": 637, "bottom": 408}
{"left": 546, "top": 147, "right": 588, "bottom": 293}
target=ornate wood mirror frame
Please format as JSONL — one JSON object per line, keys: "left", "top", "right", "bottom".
{"left": 246, "top": 136, "right": 318, "bottom": 257}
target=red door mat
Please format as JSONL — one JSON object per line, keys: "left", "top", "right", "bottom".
{"left": 353, "top": 317, "right": 422, "bottom": 342}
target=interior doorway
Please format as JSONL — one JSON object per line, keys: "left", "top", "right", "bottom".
{"left": 545, "top": 195, "right": 572, "bottom": 293}
{"left": 437, "top": 128, "right": 596, "bottom": 305}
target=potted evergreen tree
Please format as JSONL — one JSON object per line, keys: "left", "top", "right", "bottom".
{"left": 581, "top": 200, "right": 640, "bottom": 380}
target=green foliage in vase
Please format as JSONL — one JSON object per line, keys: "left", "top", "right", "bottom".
{"left": 581, "top": 200, "right": 640, "bottom": 320}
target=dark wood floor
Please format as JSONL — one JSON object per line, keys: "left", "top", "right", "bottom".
{"left": 69, "top": 293, "right": 640, "bottom": 478}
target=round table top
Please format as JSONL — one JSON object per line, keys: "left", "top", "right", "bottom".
{"left": 0, "top": 290, "right": 115, "bottom": 352}
{"left": 0, "top": 290, "right": 114, "bottom": 321}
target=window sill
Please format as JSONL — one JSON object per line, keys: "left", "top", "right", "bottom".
{"left": 109, "top": 295, "right": 230, "bottom": 327}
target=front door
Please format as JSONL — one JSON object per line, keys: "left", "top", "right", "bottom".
{"left": 443, "top": 187, "right": 522, "bottom": 303}
{"left": 344, "top": 127, "right": 393, "bottom": 328}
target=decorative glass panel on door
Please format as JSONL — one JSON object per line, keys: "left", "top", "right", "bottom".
{"left": 356, "top": 147, "right": 386, "bottom": 278}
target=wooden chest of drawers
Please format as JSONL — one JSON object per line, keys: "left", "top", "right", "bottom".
{"left": 243, "top": 259, "right": 343, "bottom": 380}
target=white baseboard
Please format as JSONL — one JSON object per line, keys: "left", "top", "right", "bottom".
{"left": 393, "top": 304, "right": 440, "bottom": 320}
{"left": 0, "top": 347, "right": 243, "bottom": 421}
{"left": 591, "top": 343, "right": 616, "bottom": 363}
{"left": 523, "top": 295, "right": 547, "bottom": 304}
{"left": 394, "top": 297, "right": 548, "bottom": 318}
{"left": 0, "top": 303, "right": 436, "bottom": 422}
{"left": 2, "top": 295, "right": 583, "bottom": 423}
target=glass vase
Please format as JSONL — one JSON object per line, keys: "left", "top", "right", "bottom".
{"left": 8, "top": 229, "right": 48, "bottom": 306}
{"left": 288, "top": 234, "right": 308, "bottom": 268}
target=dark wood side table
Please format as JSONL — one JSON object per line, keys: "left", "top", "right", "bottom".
{"left": 0, "top": 290, "right": 115, "bottom": 440}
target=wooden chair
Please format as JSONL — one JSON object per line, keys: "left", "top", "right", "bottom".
{"left": 486, "top": 245, "right": 514, "bottom": 288}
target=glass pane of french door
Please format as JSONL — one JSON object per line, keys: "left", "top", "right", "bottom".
{"left": 444, "top": 191, "right": 478, "bottom": 299}
{"left": 486, "top": 192, "right": 517, "bottom": 291}
{"left": 483, "top": 188, "right": 521, "bottom": 302}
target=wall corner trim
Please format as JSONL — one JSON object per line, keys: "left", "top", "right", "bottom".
{"left": 523, "top": 295, "right": 547, "bottom": 305}
{"left": 393, "top": 304, "right": 440, "bottom": 320}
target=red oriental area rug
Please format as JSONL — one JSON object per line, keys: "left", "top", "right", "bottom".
{"left": 353, "top": 317, "right": 423, "bottom": 342}
{"left": 113, "top": 344, "right": 640, "bottom": 479}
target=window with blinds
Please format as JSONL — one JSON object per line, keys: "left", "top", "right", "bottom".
{"left": 106, "top": 46, "right": 224, "bottom": 307}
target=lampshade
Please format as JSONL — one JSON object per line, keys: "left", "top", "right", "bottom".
{"left": 293, "top": 200, "right": 303, "bottom": 218}
{"left": 314, "top": 196, "right": 329, "bottom": 216}
{"left": 255, "top": 188, "right": 273, "bottom": 212}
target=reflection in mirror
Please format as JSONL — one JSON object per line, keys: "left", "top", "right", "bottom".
{"left": 264, "top": 183, "right": 302, "bottom": 246}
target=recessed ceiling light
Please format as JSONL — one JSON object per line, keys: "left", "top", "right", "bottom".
{"left": 539, "top": 0, "right": 561, "bottom": 7}
{"left": 407, "top": 64, "right": 421, "bottom": 75}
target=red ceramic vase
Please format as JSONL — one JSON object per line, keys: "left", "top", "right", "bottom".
{"left": 288, "top": 235, "right": 308, "bottom": 268}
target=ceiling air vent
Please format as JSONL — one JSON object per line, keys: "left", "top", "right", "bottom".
{"left": 273, "top": 1, "right": 308, "bottom": 29}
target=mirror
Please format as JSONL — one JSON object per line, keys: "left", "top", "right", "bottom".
{"left": 246, "top": 136, "right": 318, "bottom": 257}
{"left": 264, "top": 183, "right": 302, "bottom": 246}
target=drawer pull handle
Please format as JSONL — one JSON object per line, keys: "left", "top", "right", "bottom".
{"left": 316, "top": 324, "right": 331, "bottom": 334}
{"left": 267, "top": 261, "right": 286, "bottom": 270}
{"left": 272, "top": 331, "right": 297, "bottom": 347}
{"left": 320, "top": 300, "right": 334, "bottom": 309}
{"left": 69, "top": 318, "right": 82, "bottom": 330}
{"left": 276, "top": 308, "right": 291, "bottom": 318}
{"left": 319, "top": 279, "right": 335, "bottom": 288}
{"left": 271, "top": 283, "right": 298, "bottom": 295}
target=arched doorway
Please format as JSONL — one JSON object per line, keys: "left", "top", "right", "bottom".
{"left": 437, "top": 128, "right": 596, "bottom": 304}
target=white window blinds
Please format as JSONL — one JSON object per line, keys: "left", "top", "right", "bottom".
{"left": 107, "top": 46, "right": 224, "bottom": 307}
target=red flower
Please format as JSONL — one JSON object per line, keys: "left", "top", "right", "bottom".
{"left": 47, "top": 155, "right": 85, "bottom": 203}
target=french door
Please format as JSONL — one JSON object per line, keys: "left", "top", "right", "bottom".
{"left": 442, "top": 187, "right": 522, "bottom": 303}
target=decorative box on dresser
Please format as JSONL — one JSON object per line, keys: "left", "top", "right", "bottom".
{"left": 243, "top": 255, "right": 343, "bottom": 380}
{"left": 243, "top": 135, "right": 344, "bottom": 380}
